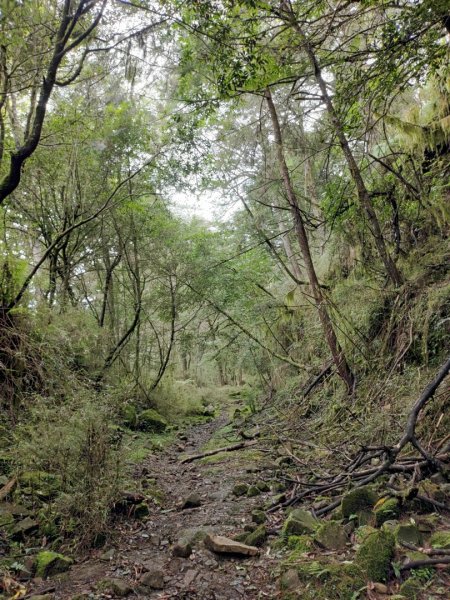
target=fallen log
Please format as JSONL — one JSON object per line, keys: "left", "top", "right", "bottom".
{"left": 180, "top": 440, "right": 258, "bottom": 464}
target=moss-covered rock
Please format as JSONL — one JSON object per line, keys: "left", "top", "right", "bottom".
{"left": 137, "top": 409, "right": 167, "bottom": 433}
{"left": 341, "top": 486, "right": 377, "bottom": 523}
{"left": 122, "top": 405, "right": 138, "bottom": 429}
{"left": 356, "top": 529, "right": 395, "bottom": 582}
{"left": 393, "top": 523, "right": 422, "bottom": 546}
{"left": 314, "top": 520, "right": 348, "bottom": 551}
{"left": 283, "top": 509, "right": 318, "bottom": 536}
{"left": 354, "top": 525, "right": 377, "bottom": 544}
{"left": 252, "top": 509, "right": 266, "bottom": 524}
{"left": 232, "top": 482, "right": 249, "bottom": 497}
{"left": 286, "top": 535, "right": 314, "bottom": 557}
{"left": 256, "top": 481, "right": 270, "bottom": 492}
{"left": 430, "top": 530, "right": 450, "bottom": 549}
{"left": 374, "top": 497, "right": 400, "bottom": 526}
{"left": 98, "top": 578, "right": 133, "bottom": 597}
{"left": 247, "top": 485, "right": 260, "bottom": 497}
{"left": 133, "top": 502, "right": 149, "bottom": 519}
{"left": 245, "top": 525, "right": 267, "bottom": 547}
{"left": 35, "top": 551, "right": 73, "bottom": 578}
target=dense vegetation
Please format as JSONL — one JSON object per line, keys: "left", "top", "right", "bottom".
{"left": 0, "top": 1, "right": 449, "bottom": 598}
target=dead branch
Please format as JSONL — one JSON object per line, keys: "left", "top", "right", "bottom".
{"left": 180, "top": 440, "right": 258, "bottom": 464}
{"left": 269, "top": 356, "right": 450, "bottom": 514}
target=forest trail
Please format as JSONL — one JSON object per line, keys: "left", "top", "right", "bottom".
{"left": 49, "top": 412, "right": 280, "bottom": 599}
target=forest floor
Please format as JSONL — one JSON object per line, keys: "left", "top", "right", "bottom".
{"left": 36, "top": 411, "right": 283, "bottom": 599}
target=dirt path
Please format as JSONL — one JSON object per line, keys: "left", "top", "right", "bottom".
{"left": 50, "top": 414, "right": 281, "bottom": 599}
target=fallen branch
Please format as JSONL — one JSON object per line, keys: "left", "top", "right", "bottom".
{"left": 400, "top": 557, "right": 450, "bottom": 571}
{"left": 303, "top": 360, "right": 333, "bottom": 398}
{"left": 269, "top": 355, "right": 450, "bottom": 515}
{"left": 180, "top": 440, "right": 258, "bottom": 464}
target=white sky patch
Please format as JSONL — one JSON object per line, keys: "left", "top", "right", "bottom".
{"left": 170, "top": 189, "right": 238, "bottom": 222}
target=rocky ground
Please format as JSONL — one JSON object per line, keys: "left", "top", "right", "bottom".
{"left": 2, "top": 405, "right": 450, "bottom": 600}
{"left": 22, "top": 413, "right": 283, "bottom": 599}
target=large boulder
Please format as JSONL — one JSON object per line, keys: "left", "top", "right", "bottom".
{"left": 137, "top": 409, "right": 168, "bottom": 433}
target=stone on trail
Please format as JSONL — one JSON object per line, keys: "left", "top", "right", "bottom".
{"left": 101, "top": 578, "right": 133, "bottom": 597}
{"left": 244, "top": 524, "right": 267, "bottom": 547}
{"left": 182, "top": 491, "right": 202, "bottom": 509}
{"left": 139, "top": 566, "right": 165, "bottom": 589}
{"left": 133, "top": 501, "right": 150, "bottom": 519}
{"left": 204, "top": 534, "right": 259, "bottom": 556}
{"left": 251, "top": 509, "right": 266, "bottom": 524}
{"left": 11, "top": 516, "right": 39, "bottom": 539}
{"left": 232, "top": 482, "right": 249, "bottom": 497}
{"left": 393, "top": 522, "right": 422, "bottom": 546}
{"left": 246, "top": 485, "right": 260, "bottom": 497}
{"left": 341, "top": 485, "right": 377, "bottom": 521}
{"left": 173, "top": 540, "right": 193, "bottom": 558}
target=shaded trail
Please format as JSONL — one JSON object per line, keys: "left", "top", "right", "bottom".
{"left": 53, "top": 414, "right": 280, "bottom": 599}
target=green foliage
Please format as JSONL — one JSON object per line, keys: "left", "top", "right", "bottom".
{"left": 12, "top": 393, "right": 123, "bottom": 547}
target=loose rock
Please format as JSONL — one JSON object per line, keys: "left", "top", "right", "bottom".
{"left": 204, "top": 534, "right": 259, "bottom": 556}
{"left": 182, "top": 492, "right": 202, "bottom": 509}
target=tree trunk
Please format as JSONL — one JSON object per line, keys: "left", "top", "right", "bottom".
{"left": 265, "top": 88, "right": 355, "bottom": 392}
{"left": 284, "top": 11, "right": 403, "bottom": 287}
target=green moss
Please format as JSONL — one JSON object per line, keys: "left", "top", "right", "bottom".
{"left": 233, "top": 483, "right": 249, "bottom": 497}
{"left": 393, "top": 523, "right": 422, "bottom": 546}
{"left": 19, "top": 471, "right": 61, "bottom": 499}
{"left": 374, "top": 497, "right": 400, "bottom": 526}
{"left": 247, "top": 485, "right": 260, "bottom": 497}
{"left": 252, "top": 509, "right": 266, "bottom": 524}
{"left": 314, "top": 520, "right": 348, "bottom": 551}
{"left": 35, "top": 551, "right": 73, "bottom": 578}
{"left": 356, "top": 529, "right": 395, "bottom": 582}
{"left": 294, "top": 560, "right": 365, "bottom": 600}
{"left": 399, "top": 577, "right": 422, "bottom": 599}
{"left": 282, "top": 509, "right": 318, "bottom": 536}
{"left": 245, "top": 524, "right": 267, "bottom": 547}
{"left": 284, "top": 535, "right": 314, "bottom": 562}
{"left": 341, "top": 486, "right": 377, "bottom": 521}
{"left": 121, "top": 404, "right": 138, "bottom": 429}
{"left": 430, "top": 530, "right": 450, "bottom": 549}
{"left": 354, "top": 525, "right": 377, "bottom": 544}
{"left": 137, "top": 409, "right": 168, "bottom": 433}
